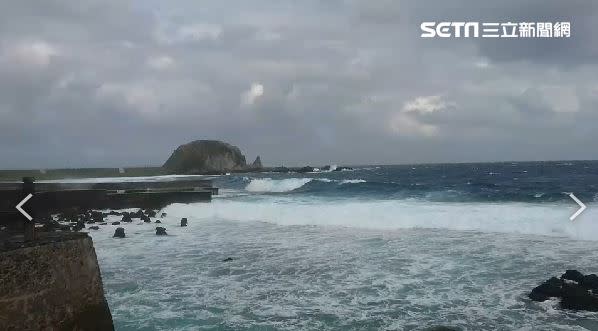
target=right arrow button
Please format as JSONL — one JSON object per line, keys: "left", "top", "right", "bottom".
{"left": 568, "top": 193, "right": 587, "bottom": 221}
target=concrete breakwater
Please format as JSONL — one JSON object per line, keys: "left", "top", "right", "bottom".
{"left": 0, "top": 232, "right": 114, "bottom": 330}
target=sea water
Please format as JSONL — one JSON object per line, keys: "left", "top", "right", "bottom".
{"left": 88, "top": 161, "right": 598, "bottom": 330}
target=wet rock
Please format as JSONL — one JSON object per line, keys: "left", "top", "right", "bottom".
{"left": 111, "top": 221, "right": 121, "bottom": 225}
{"left": 99, "top": 222, "right": 107, "bottom": 225}
{"left": 180, "top": 218, "right": 188, "bottom": 227}
{"left": 580, "top": 274, "right": 598, "bottom": 290}
{"left": 88, "top": 226, "right": 100, "bottom": 230}
{"left": 155, "top": 227, "right": 167, "bottom": 236}
{"left": 72, "top": 221, "right": 85, "bottom": 232}
{"left": 113, "top": 227, "right": 125, "bottom": 238}
{"left": 423, "top": 327, "right": 461, "bottom": 331}
{"left": 334, "top": 166, "right": 353, "bottom": 171}
{"left": 530, "top": 271, "right": 598, "bottom": 312}
{"left": 222, "top": 257, "right": 234, "bottom": 262}
{"left": 155, "top": 220, "right": 161, "bottom": 223}
{"left": 560, "top": 283, "right": 598, "bottom": 311}
{"left": 141, "top": 215, "right": 151, "bottom": 223}
{"left": 529, "top": 277, "right": 563, "bottom": 301}
{"left": 131, "top": 209, "right": 145, "bottom": 219}
{"left": 161, "top": 212, "right": 167, "bottom": 218}
{"left": 145, "top": 209, "right": 157, "bottom": 218}
{"left": 121, "top": 214, "right": 132, "bottom": 223}
{"left": 561, "top": 270, "right": 584, "bottom": 283}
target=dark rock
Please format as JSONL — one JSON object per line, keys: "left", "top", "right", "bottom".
{"left": 562, "top": 270, "right": 584, "bottom": 283}
{"left": 107, "top": 211, "right": 122, "bottom": 216}
{"left": 321, "top": 165, "right": 331, "bottom": 171}
{"left": 121, "top": 214, "right": 132, "bottom": 223}
{"left": 560, "top": 283, "right": 598, "bottom": 311}
{"left": 155, "top": 227, "right": 167, "bottom": 236}
{"left": 250, "top": 156, "right": 263, "bottom": 169}
{"left": 111, "top": 221, "right": 121, "bottom": 225}
{"left": 531, "top": 271, "right": 598, "bottom": 312}
{"left": 334, "top": 166, "right": 353, "bottom": 171}
{"left": 141, "top": 215, "right": 151, "bottom": 223}
{"left": 423, "top": 327, "right": 461, "bottom": 331}
{"left": 145, "top": 209, "right": 157, "bottom": 218}
{"left": 180, "top": 218, "right": 188, "bottom": 227}
{"left": 529, "top": 277, "right": 563, "bottom": 301}
{"left": 113, "top": 227, "right": 125, "bottom": 238}
{"left": 72, "top": 221, "right": 85, "bottom": 232}
{"left": 297, "top": 166, "right": 315, "bottom": 173}
{"left": 88, "top": 226, "right": 100, "bottom": 230}
{"left": 131, "top": 209, "right": 145, "bottom": 219}
{"left": 272, "top": 166, "right": 290, "bottom": 173}
{"left": 155, "top": 220, "right": 162, "bottom": 223}
{"left": 580, "top": 274, "right": 598, "bottom": 291}
{"left": 160, "top": 212, "right": 167, "bottom": 218}
{"left": 222, "top": 257, "right": 234, "bottom": 262}
{"left": 163, "top": 140, "right": 248, "bottom": 174}
{"left": 90, "top": 211, "right": 104, "bottom": 222}
{"left": 99, "top": 222, "right": 107, "bottom": 225}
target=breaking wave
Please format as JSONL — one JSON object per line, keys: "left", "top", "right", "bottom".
{"left": 164, "top": 198, "right": 598, "bottom": 241}
{"left": 245, "top": 178, "right": 313, "bottom": 192}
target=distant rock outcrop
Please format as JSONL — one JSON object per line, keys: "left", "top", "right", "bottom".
{"left": 250, "top": 156, "right": 263, "bottom": 169}
{"left": 163, "top": 140, "right": 248, "bottom": 174}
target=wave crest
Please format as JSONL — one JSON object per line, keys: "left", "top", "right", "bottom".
{"left": 245, "top": 178, "right": 312, "bottom": 192}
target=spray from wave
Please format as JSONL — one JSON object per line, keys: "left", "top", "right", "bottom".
{"left": 245, "top": 178, "right": 313, "bottom": 192}
{"left": 164, "top": 198, "right": 598, "bottom": 241}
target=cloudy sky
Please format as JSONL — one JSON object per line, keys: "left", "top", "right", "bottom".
{"left": 1, "top": 0, "right": 597, "bottom": 168}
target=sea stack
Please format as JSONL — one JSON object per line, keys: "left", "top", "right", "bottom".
{"left": 163, "top": 140, "right": 248, "bottom": 174}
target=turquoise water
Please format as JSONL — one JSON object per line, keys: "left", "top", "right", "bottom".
{"left": 88, "top": 163, "right": 598, "bottom": 330}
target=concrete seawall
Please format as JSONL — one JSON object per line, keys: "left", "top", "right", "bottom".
{"left": 0, "top": 233, "right": 114, "bottom": 330}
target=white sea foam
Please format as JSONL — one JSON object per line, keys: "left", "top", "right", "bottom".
{"left": 163, "top": 198, "right": 598, "bottom": 241}
{"left": 340, "top": 179, "right": 366, "bottom": 184}
{"left": 245, "top": 178, "right": 312, "bottom": 192}
{"left": 39, "top": 174, "right": 208, "bottom": 183}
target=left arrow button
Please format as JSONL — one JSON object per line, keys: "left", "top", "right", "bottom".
{"left": 16, "top": 193, "right": 33, "bottom": 222}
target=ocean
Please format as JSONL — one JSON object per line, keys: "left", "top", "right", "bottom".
{"left": 88, "top": 161, "right": 598, "bottom": 330}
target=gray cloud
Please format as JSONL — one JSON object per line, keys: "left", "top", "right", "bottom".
{"left": 1, "top": 0, "right": 598, "bottom": 168}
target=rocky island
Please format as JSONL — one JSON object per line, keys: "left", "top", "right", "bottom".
{"left": 163, "top": 140, "right": 262, "bottom": 174}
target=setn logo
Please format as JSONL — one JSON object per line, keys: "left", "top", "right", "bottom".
{"left": 421, "top": 22, "right": 479, "bottom": 38}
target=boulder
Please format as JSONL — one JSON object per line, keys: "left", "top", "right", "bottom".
{"left": 156, "top": 227, "right": 167, "bottom": 236}
{"left": 131, "top": 209, "right": 145, "bottom": 219}
{"left": 160, "top": 212, "right": 167, "bottom": 218}
{"left": 163, "top": 140, "right": 248, "bottom": 174}
{"left": 111, "top": 221, "right": 120, "bottom": 225}
{"left": 121, "top": 214, "right": 132, "bottom": 223}
{"left": 72, "top": 221, "right": 85, "bottom": 231}
{"left": 141, "top": 215, "right": 151, "bottom": 223}
{"left": 88, "top": 226, "right": 100, "bottom": 230}
{"left": 113, "top": 227, "right": 125, "bottom": 238}
{"left": 99, "top": 222, "right": 107, "bottom": 225}
{"left": 222, "top": 257, "right": 234, "bottom": 262}
{"left": 530, "top": 270, "right": 598, "bottom": 312}
{"left": 145, "top": 209, "right": 157, "bottom": 218}
{"left": 529, "top": 277, "right": 563, "bottom": 301}
{"left": 562, "top": 270, "right": 584, "bottom": 283}
{"left": 560, "top": 283, "right": 598, "bottom": 311}
{"left": 334, "top": 166, "right": 353, "bottom": 171}
{"left": 180, "top": 218, "right": 188, "bottom": 227}
{"left": 155, "top": 220, "right": 162, "bottom": 224}
{"left": 580, "top": 274, "right": 598, "bottom": 290}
